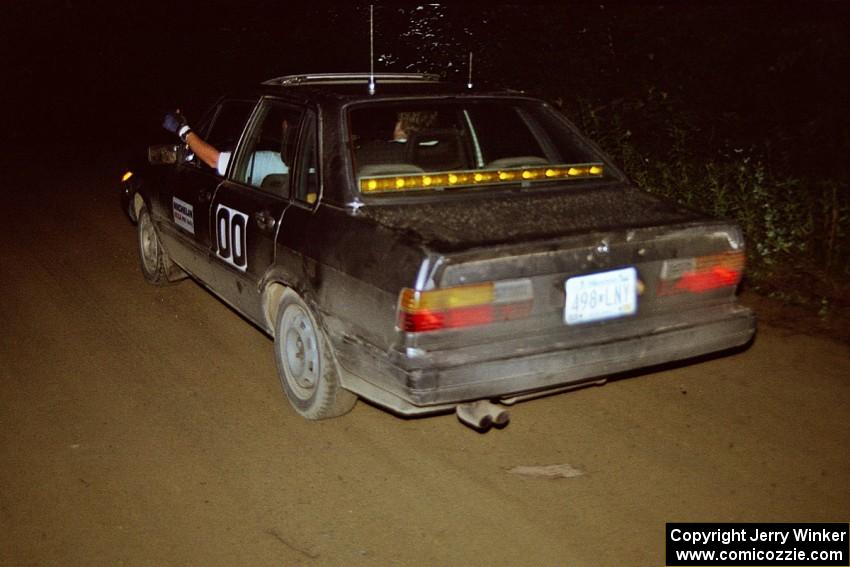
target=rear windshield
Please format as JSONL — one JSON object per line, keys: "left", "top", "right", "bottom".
{"left": 349, "top": 99, "right": 612, "bottom": 195}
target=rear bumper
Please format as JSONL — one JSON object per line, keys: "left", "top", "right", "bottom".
{"left": 336, "top": 303, "right": 755, "bottom": 415}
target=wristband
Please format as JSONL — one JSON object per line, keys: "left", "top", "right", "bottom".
{"left": 178, "top": 125, "right": 192, "bottom": 142}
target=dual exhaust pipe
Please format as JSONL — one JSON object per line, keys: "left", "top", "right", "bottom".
{"left": 456, "top": 400, "right": 510, "bottom": 432}
{"left": 453, "top": 380, "right": 608, "bottom": 431}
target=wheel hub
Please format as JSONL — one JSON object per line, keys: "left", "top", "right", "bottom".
{"left": 282, "top": 307, "right": 319, "bottom": 397}
{"left": 140, "top": 215, "right": 158, "bottom": 271}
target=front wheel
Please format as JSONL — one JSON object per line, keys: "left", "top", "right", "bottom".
{"left": 137, "top": 205, "right": 169, "bottom": 285}
{"left": 273, "top": 289, "right": 357, "bottom": 420}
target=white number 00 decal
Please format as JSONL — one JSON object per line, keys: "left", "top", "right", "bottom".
{"left": 215, "top": 204, "right": 248, "bottom": 272}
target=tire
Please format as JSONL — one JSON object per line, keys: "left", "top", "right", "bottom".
{"left": 137, "top": 205, "right": 170, "bottom": 285}
{"left": 273, "top": 289, "right": 357, "bottom": 420}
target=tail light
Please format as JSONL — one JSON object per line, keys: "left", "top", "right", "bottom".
{"left": 398, "top": 279, "right": 533, "bottom": 333}
{"left": 658, "top": 251, "right": 745, "bottom": 295}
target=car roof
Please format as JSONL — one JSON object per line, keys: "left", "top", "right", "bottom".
{"left": 261, "top": 72, "right": 444, "bottom": 86}
{"left": 246, "top": 72, "right": 530, "bottom": 107}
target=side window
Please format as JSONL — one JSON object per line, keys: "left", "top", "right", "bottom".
{"left": 195, "top": 100, "right": 255, "bottom": 173}
{"left": 232, "top": 101, "right": 303, "bottom": 194}
{"left": 294, "top": 112, "right": 319, "bottom": 205}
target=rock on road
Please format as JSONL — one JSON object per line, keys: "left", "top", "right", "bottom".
{"left": 1, "top": 152, "right": 848, "bottom": 566}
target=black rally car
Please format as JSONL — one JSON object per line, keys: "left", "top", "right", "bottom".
{"left": 122, "top": 73, "right": 755, "bottom": 430}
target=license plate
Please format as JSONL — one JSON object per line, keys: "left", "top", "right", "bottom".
{"left": 564, "top": 267, "right": 637, "bottom": 325}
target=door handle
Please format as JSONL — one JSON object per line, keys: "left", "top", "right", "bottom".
{"left": 254, "top": 210, "right": 277, "bottom": 232}
{"left": 198, "top": 189, "right": 212, "bottom": 203}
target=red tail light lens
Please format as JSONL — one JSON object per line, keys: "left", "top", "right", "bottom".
{"left": 677, "top": 266, "right": 741, "bottom": 292}
{"left": 398, "top": 279, "right": 533, "bottom": 333}
{"left": 659, "top": 251, "right": 745, "bottom": 295}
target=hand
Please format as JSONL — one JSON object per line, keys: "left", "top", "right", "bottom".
{"left": 162, "top": 111, "right": 191, "bottom": 141}
{"left": 162, "top": 111, "right": 186, "bottom": 133}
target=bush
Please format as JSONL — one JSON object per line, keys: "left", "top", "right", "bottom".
{"left": 570, "top": 91, "right": 850, "bottom": 294}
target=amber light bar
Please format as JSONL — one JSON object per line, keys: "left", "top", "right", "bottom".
{"left": 360, "top": 163, "right": 605, "bottom": 194}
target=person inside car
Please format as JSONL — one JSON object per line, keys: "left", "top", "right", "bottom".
{"left": 162, "top": 111, "right": 288, "bottom": 180}
{"left": 355, "top": 110, "right": 438, "bottom": 169}
{"left": 392, "top": 111, "right": 437, "bottom": 143}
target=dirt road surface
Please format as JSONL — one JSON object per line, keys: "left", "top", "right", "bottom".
{"left": 1, "top": 154, "right": 848, "bottom": 566}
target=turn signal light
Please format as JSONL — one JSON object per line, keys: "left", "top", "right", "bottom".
{"left": 398, "top": 279, "right": 534, "bottom": 332}
{"left": 121, "top": 171, "right": 134, "bottom": 182}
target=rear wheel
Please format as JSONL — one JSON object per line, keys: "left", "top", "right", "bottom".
{"left": 137, "top": 205, "right": 169, "bottom": 285}
{"left": 273, "top": 289, "right": 356, "bottom": 420}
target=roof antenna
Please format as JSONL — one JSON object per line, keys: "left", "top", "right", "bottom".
{"left": 369, "top": 4, "right": 376, "bottom": 95}
{"left": 467, "top": 52, "right": 473, "bottom": 89}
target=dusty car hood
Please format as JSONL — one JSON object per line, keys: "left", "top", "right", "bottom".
{"left": 357, "top": 184, "right": 707, "bottom": 251}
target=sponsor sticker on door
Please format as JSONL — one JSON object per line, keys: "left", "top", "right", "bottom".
{"left": 172, "top": 197, "right": 195, "bottom": 234}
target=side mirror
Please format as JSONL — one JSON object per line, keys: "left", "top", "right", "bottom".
{"left": 147, "top": 144, "right": 179, "bottom": 165}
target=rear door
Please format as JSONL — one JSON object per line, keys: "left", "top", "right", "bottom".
{"left": 207, "top": 98, "right": 308, "bottom": 322}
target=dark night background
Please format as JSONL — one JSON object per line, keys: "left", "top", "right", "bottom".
{"left": 2, "top": 2, "right": 848, "bottom": 318}
{"left": 3, "top": 3, "right": 847, "bottom": 153}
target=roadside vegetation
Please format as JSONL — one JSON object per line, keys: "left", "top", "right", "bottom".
{"left": 572, "top": 90, "right": 849, "bottom": 319}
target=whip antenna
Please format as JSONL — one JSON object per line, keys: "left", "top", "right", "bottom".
{"left": 369, "top": 5, "right": 375, "bottom": 95}
{"left": 467, "top": 52, "right": 473, "bottom": 89}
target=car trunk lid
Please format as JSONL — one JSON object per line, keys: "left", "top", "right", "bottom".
{"left": 357, "top": 184, "right": 706, "bottom": 251}
{"left": 360, "top": 185, "right": 746, "bottom": 347}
